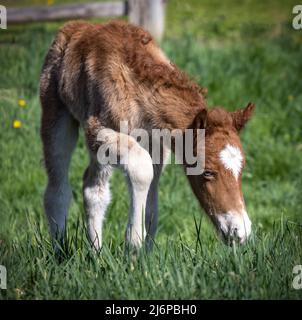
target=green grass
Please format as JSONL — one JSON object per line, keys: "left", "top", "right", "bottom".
{"left": 0, "top": 0, "right": 302, "bottom": 299}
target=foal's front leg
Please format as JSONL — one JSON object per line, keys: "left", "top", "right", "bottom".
{"left": 145, "top": 147, "right": 169, "bottom": 250}
{"left": 97, "top": 128, "right": 154, "bottom": 249}
{"left": 121, "top": 143, "right": 154, "bottom": 249}
{"left": 145, "top": 164, "right": 162, "bottom": 250}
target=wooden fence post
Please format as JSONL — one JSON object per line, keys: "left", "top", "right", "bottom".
{"left": 128, "top": 0, "right": 166, "bottom": 42}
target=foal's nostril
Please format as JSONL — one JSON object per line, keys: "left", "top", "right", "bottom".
{"left": 215, "top": 211, "right": 252, "bottom": 245}
{"left": 224, "top": 227, "right": 244, "bottom": 246}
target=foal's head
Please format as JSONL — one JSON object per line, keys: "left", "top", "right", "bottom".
{"left": 186, "top": 103, "right": 255, "bottom": 245}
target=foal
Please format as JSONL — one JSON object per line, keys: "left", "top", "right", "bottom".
{"left": 40, "top": 20, "right": 255, "bottom": 249}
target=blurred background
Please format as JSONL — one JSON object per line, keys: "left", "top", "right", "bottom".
{"left": 0, "top": 0, "right": 301, "bottom": 299}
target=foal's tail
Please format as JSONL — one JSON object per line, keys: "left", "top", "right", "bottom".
{"left": 40, "top": 20, "right": 90, "bottom": 102}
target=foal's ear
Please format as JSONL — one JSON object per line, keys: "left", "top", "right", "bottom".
{"left": 190, "top": 109, "right": 207, "bottom": 129}
{"left": 231, "top": 102, "right": 255, "bottom": 132}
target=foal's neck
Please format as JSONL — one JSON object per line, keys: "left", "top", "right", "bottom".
{"left": 148, "top": 87, "right": 206, "bottom": 131}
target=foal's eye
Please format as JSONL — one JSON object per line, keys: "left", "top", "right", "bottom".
{"left": 202, "top": 170, "right": 216, "bottom": 180}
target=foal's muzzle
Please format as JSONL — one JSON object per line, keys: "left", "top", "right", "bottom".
{"left": 214, "top": 211, "right": 252, "bottom": 245}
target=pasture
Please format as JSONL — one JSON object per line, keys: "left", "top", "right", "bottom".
{"left": 0, "top": 0, "right": 302, "bottom": 299}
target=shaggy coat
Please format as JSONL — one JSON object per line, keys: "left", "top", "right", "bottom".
{"left": 40, "top": 20, "right": 255, "bottom": 249}
{"left": 40, "top": 20, "right": 207, "bottom": 145}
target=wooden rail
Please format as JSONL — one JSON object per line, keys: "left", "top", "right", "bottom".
{"left": 6, "top": 0, "right": 166, "bottom": 41}
{"left": 7, "top": 2, "right": 126, "bottom": 23}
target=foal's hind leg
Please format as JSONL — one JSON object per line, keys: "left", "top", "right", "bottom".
{"left": 41, "top": 107, "right": 79, "bottom": 241}
{"left": 83, "top": 160, "right": 112, "bottom": 250}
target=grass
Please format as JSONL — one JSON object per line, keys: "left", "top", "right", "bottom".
{"left": 0, "top": 0, "right": 302, "bottom": 299}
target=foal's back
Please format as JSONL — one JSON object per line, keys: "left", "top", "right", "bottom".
{"left": 40, "top": 20, "right": 171, "bottom": 130}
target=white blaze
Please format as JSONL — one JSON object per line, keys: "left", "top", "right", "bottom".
{"left": 219, "top": 144, "right": 243, "bottom": 180}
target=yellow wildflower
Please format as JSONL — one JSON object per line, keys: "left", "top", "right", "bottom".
{"left": 13, "top": 120, "right": 22, "bottom": 129}
{"left": 15, "top": 288, "right": 25, "bottom": 299}
{"left": 18, "top": 99, "right": 26, "bottom": 108}
{"left": 47, "top": 0, "right": 54, "bottom": 6}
